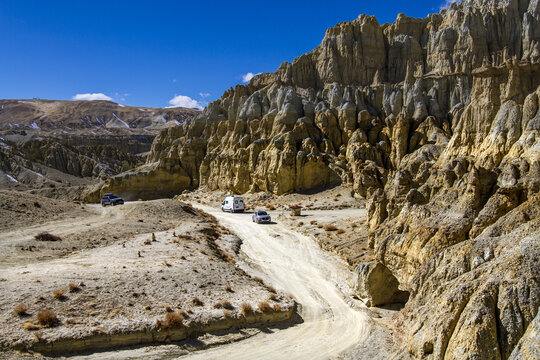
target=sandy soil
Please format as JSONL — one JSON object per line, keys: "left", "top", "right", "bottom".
{"left": 0, "top": 195, "right": 291, "bottom": 357}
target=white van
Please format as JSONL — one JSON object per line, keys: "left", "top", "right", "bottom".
{"left": 221, "top": 196, "right": 245, "bottom": 213}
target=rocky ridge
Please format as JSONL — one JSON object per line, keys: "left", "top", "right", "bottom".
{"left": 101, "top": 0, "right": 539, "bottom": 358}
{"left": 0, "top": 100, "right": 199, "bottom": 193}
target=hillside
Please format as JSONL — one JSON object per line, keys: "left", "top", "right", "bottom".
{"left": 0, "top": 100, "right": 199, "bottom": 196}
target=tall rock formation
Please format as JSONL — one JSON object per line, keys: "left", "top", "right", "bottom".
{"left": 102, "top": 1, "right": 539, "bottom": 358}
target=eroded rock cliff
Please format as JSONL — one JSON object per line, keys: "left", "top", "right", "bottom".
{"left": 103, "top": 1, "right": 539, "bottom": 358}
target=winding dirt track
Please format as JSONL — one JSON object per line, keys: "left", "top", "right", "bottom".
{"left": 74, "top": 205, "right": 370, "bottom": 359}
{"left": 179, "top": 205, "right": 370, "bottom": 360}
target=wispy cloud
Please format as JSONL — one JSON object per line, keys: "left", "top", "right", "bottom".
{"left": 168, "top": 95, "right": 204, "bottom": 109}
{"left": 73, "top": 93, "right": 113, "bottom": 101}
{"left": 199, "top": 92, "right": 211, "bottom": 98}
{"left": 241, "top": 72, "right": 261, "bottom": 83}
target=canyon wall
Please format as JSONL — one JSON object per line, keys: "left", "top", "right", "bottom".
{"left": 103, "top": 1, "right": 540, "bottom": 358}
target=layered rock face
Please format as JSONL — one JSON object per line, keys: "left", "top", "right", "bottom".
{"left": 105, "top": 1, "right": 539, "bottom": 358}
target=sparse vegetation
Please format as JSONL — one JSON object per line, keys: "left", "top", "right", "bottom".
{"left": 269, "top": 293, "right": 279, "bottom": 301}
{"left": 310, "top": 220, "right": 318, "bottom": 225}
{"left": 225, "top": 285, "right": 234, "bottom": 293}
{"left": 68, "top": 283, "right": 80, "bottom": 293}
{"left": 36, "top": 310, "right": 59, "bottom": 327}
{"left": 337, "top": 228, "right": 345, "bottom": 234}
{"left": 13, "top": 303, "right": 28, "bottom": 316}
{"left": 223, "top": 309, "right": 233, "bottom": 318}
{"left": 324, "top": 225, "right": 338, "bottom": 232}
{"left": 53, "top": 289, "right": 65, "bottom": 300}
{"left": 241, "top": 303, "right": 253, "bottom": 316}
{"left": 258, "top": 301, "right": 272, "bottom": 313}
{"left": 267, "top": 285, "right": 277, "bottom": 293}
{"left": 23, "top": 321, "right": 40, "bottom": 331}
{"left": 161, "top": 311, "right": 184, "bottom": 329}
{"left": 34, "top": 232, "right": 61, "bottom": 242}
{"left": 273, "top": 304, "right": 281, "bottom": 312}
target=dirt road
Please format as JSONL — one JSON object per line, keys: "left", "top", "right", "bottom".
{"left": 72, "top": 204, "right": 371, "bottom": 360}
{"left": 182, "top": 205, "right": 371, "bottom": 359}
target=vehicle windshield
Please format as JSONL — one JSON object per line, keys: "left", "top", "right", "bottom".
{"left": 257, "top": 211, "right": 268, "bottom": 215}
{"left": 109, "top": 195, "right": 119, "bottom": 199}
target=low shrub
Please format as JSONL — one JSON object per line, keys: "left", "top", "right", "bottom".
{"left": 36, "top": 310, "right": 58, "bottom": 327}
{"left": 161, "top": 312, "right": 184, "bottom": 329}
{"left": 241, "top": 303, "right": 253, "bottom": 316}
{"left": 53, "top": 289, "right": 65, "bottom": 300}
{"left": 258, "top": 301, "right": 272, "bottom": 313}
{"left": 68, "top": 283, "right": 80, "bottom": 293}
{"left": 14, "top": 303, "right": 27, "bottom": 316}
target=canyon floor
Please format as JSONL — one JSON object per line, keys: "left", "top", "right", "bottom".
{"left": 0, "top": 187, "right": 396, "bottom": 359}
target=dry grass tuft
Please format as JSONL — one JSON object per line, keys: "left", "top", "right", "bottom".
{"left": 258, "top": 301, "right": 272, "bottom": 313}
{"left": 324, "top": 225, "right": 338, "bottom": 232}
{"left": 241, "top": 303, "right": 253, "bottom": 316}
{"left": 34, "top": 232, "right": 61, "bottom": 242}
{"left": 225, "top": 285, "right": 234, "bottom": 293}
{"left": 337, "top": 228, "right": 345, "bottom": 234}
{"left": 161, "top": 312, "right": 184, "bottom": 329}
{"left": 192, "top": 297, "right": 204, "bottom": 306}
{"left": 68, "top": 283, "right": 80, "bottom": 293}
{"left": 53, "top": 289, "right": 66, "bottom": 300}
{"left": 310, "top": 220, "right": 318, "bottom": 225}
{"left": 23, "top": 322, "right": 40, "bottom": 331}
{"left": 351, "top": 223, "right": 358, "bottom": 228}
{"left": 36, "top": 310, "right": 59, "bottom": 327}
{"left": 222, "top": 309, "right": 233, "bottom": 319}
{"left": 14, "top": 303, "right": 28, "bottom": 316}
{"left": 297, "top": 222, "right": 304, "bottom": 227}
{"left": 273, "top": 304, "right": 282, "bottom": 312}
{"left": 267, "top": 285, "right": 277, "bottom": 293}
{"left": 317, "top": 224, "right": 323, "bottom": 229}
{"left": 253, "top": 277, "right": 264, "bottom": 284}
{"left": 269, "top": 293, "right": 279, "bottom": 301}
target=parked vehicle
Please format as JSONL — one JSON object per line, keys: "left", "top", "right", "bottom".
{"left": 252, "top": 210, "right": 271, "bottom": 224}
{"left": 101, "top": 193, "right": 124, "bottom": 207}
{"left": 221, "top": 196, "right": 244, "bottom": 213}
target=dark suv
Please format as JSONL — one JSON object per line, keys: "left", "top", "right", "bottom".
{"left": 101, "top": 193, "right": 124, "bottom": 207}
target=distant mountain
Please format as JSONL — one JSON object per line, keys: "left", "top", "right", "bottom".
{"left": 0, "top": 99, "right": 199, "bottom": 135}
{"left": 0, "top": 99, "right": 199, "bottom": 195}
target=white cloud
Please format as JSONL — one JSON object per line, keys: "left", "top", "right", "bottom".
{"left": 199, "top": 92, "right": 211, "bottom": 98}
{"left": 73, "top": 93, "right": 113, "bottom": 101}
{"left": 168, "top": 95, "right": 204, "bottom": 110}
{"left": 241, "top": 72, "right": 261, "bottom": 83}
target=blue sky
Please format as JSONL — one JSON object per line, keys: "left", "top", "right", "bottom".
{"left": 0, "top": 1, "right": 455, "bottom": 109}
